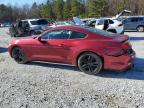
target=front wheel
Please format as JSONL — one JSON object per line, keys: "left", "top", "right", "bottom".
{"left": 11, "top": 47, "right": 27, "bottom": 64}
{"left": 78, "top": 52, "right": 103, "bottom": 75}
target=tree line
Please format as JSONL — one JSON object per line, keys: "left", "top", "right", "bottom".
{"left": 0, "top": 0, "right": 144, "bottom": 23}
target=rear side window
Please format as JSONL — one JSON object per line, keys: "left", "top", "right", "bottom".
{"left": 139, "top": 18, "right": 144, "bottom": 21}
{"left": 84, "top": 26, "right": 113, "bottom": 37}
{"left": 70, "top": 31, "right": 86, "bottom": 39}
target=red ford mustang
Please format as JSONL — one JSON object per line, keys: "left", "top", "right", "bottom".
{"left": 8, "top": 25, "right": 135, "bottom": 75}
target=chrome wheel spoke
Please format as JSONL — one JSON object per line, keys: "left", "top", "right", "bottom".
{"left": 87, "top": 55, "right": 93, "bottom": 62}
{"left": 90, "top": 62, "right": 99, "bottom": 67}
{"left": 87, "top": 65, "right": 93, "bottom": 72}
{"left": 81, "top": 64, "right": 89, "bottom": 71}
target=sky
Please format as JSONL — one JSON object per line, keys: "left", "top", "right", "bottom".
{"left": 0, "top": 0, "right": 46, "bottom": 6}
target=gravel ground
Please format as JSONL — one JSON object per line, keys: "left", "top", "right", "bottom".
{"left": 0, "top": 28, "right": 144, "bottom": 108}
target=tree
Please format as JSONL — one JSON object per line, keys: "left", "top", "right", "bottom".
{"left": 39, "top": 1, "right": 55, "bottom": 20}
{"left": 54, "top": 0, "right": 64, "bottom": 20}
{"left": 87, "top": 0, "right": 107, "bottom": 17}
{"left": 71, "top": 0, "right": 80, "bottom": 17}
{"left": 29, "top": 2, "right": 40, "bottom": 18}
{"left": 63, "top": 0, "right": 71, "bottom": 20}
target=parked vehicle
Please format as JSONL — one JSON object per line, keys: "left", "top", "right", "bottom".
{"left": 95, "top": 10, "right": 131, "bottom": 34}
{"left": 95, "top": 18, "right": 124, "bottom": 34}
{"left": 8, "top": 25, "right": 135, "bottom": 75}
{"left": 9, "top": 19, "right": 49, "bottom": 37}
{"left": 50, "top": 21, "right": 71, "bottom": 28}
{"left": 122, "top": 16, "right": 144, "bottom": 32}
{"left": 49, "top": 17, "right": 85, "bottom": 28}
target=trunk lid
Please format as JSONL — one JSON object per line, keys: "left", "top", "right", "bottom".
{"left": 111, "top": 35, "right": 129, "bottom": 43}
{"left": 113, "top": 10, "right": 131, "bottom": 19}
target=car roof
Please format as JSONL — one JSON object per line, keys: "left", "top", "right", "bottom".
{"left": 121, "top": 16, "right": 144, "bottom": 18}
{"left": 49, "top": 25, "right": 90, "bottom": 33}
{"left": 22, "top": 18, "right": 47, "bottom": 22}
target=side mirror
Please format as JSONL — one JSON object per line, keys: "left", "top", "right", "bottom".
{"left": 38, "top": 37, "right": 47, "bottom": 44}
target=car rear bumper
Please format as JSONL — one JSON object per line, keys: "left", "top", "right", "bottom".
{"left": 104, "top": 49, "right": 135, "bottom": 70}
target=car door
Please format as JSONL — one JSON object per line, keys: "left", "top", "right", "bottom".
{"left": 33, "top": 29, "right": 72, "bottom": 63}
{"left": 123, "top": 18, "right": 132, "bottom": 30}
{"left": 130, "top": 17, "right": 139, "bottom": 30}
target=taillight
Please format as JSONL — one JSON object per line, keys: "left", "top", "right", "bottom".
{"left": 118, "top": 23, "right": 123, "bottom": 26}
{"left": 111, "top": 49, "right": 125, "bottom": 57}
{"left": 113, "top": 49, "right": 125, "bottom": 57}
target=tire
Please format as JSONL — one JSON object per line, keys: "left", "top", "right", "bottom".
{"left": 30, "top": 31, "right": 35, "bottom": 36}
{"left": 11, "top": 47, "right": 27, "bottom": 64}
{"left": 137, "top": 26, "right": 144, "bottom": 32}
{"left": 78, "top": 52, "right": 103, "bottom": 75}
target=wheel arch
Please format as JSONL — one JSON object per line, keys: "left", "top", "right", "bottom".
{"left": 137, "top": 25, "right": 144, "bottom": 28}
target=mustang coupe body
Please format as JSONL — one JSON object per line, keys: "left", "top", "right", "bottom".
{"left": 8, "top": 25, "right": 135, "bottom": 75}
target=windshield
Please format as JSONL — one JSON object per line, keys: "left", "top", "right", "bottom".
{"left": 30, "top": 19, "right": 48, "bottom": 25}
{"left": 84, "top": 26, "right": 113, "bottom": 36}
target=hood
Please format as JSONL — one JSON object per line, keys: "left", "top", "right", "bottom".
{"left": 13, "top": 36, "right": 37, "bottom": 41}
{"left": 113, "top": 10, "right": 131, "bottom": 19}
{"left": 73, "top": 17, "right": 85, "bottom": 25}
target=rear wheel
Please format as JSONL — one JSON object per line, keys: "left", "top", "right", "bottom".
{"left": 78, "top": 52, "right": 103, "bottom": 75}
{"left": 12, "top": 47, "right": 27, "bottom": 64}
{"left": 137, "top": 26, "right": 144, "bottom": 32}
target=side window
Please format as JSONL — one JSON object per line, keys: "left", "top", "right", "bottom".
{"left": 139, "top": 18, "right": 143, "bottom": 21}
{"left": 97, "top": 19, "right": 104, "bottom": 25}
{"left": 23, "top": 21, "right": 29, "bottom": 28}
{"left": 41, "top": 30, "right": 71, "bottom": 40}
{"left": 18, "top": 21, "right": 22, "bottom": 27}
{"left": 109, "top": 20, "right": 114, "bottom": 24}
{"left": 70, "top": 31, "right": 86, "bottom": 39}
{"left": 131, "top": 18, "right": 139, "bottom": 22}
